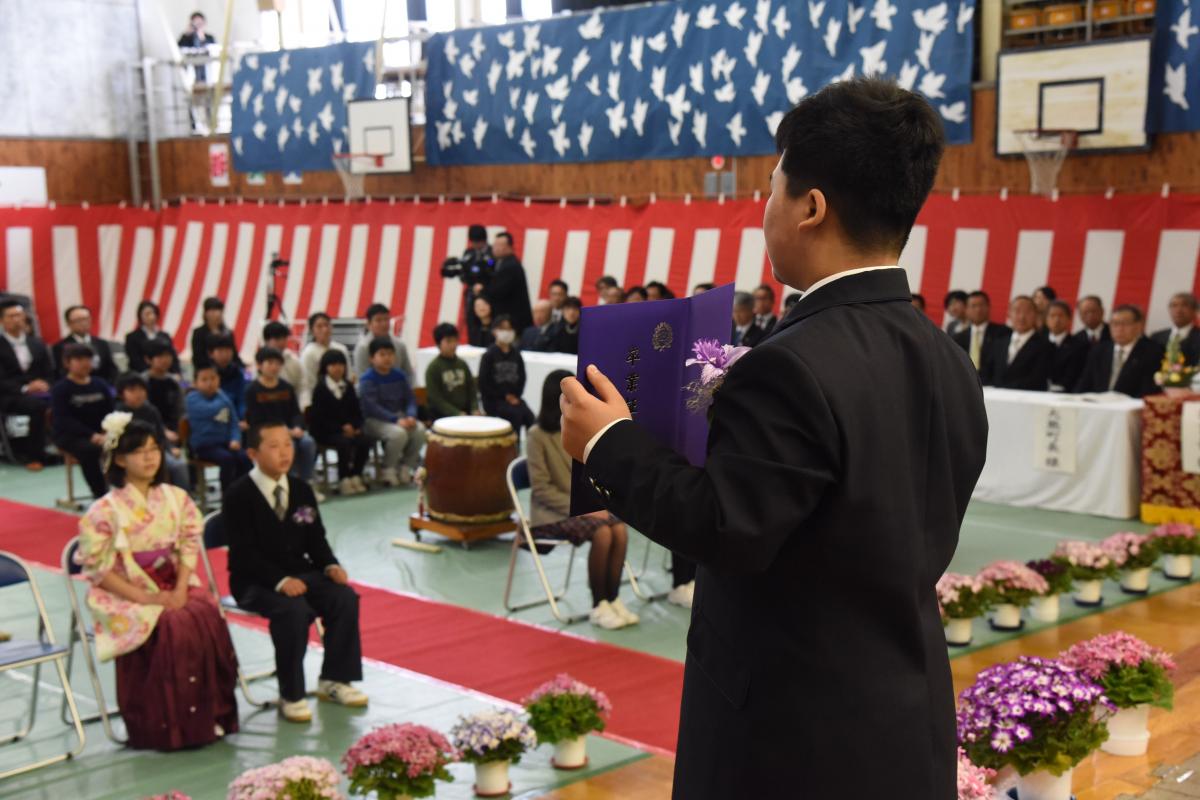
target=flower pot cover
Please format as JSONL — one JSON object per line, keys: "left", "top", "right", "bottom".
{"left": 992, "top": 603, "right": 1023, "bottom": 630}
{"left": 1120, "top": 568, "right": 1151, "bottom": 593}
{"left": 1164, "top": 554, "right": 1194, "bottom": 580}
{"left": 944, "top": 617, "right": 973, "bottom": 646}
{"left": 1073, "top": 579, "right": 1103, "bottom": 606}
{"left": 1015, "top": 767, "right": 1074, "bottom": 800}
{"left": 553, "top": 736, "right": 588, "bottom": 769}
{"left": 1101, "top": 704, "right": 1151, "bottom": 756}
{"left": 474, "top": 760, "right": 511, "bottom": 797}
{"left": 1030, "top": 594, "right": 1060, "bottom": 623}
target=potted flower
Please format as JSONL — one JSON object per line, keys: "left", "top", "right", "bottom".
{"left": 1154, "top": 337, "right": 1198, "bottom": 397}
{"left": 978, "top": 561, "right": 1049, "bottom": 631}
{"left": 450, "top": 709, "right": 538, "bottom": 797}
{"left": 957, "top": 749, "right": 995, "bottom": 800}
{"left": 1059, "top": 632, "right": 1176, "bottom": 757}
{"left": 1052, "top": 541, "right": 1117, "bottom": 606}
{"left": 958, "top": 657, "right": 1111, "bottom": 800}
{"left": 228, "top": 756, "right": 343, "bottom": 800}
{"left": 1149, "top": 522, "right": 1198, "bottom": 580}
{"left": 1101, "top": 532, "right": 1160, "bottom": 594}
{"left": 1025, "top": 559, "right": 1074, "bottom": 623}
{"left": 937, "top": 572, "right": 993, "bottom": 646}
{"left": 523, "top": 674, "right": 612, "bottom": 769}
{"left": 343, "top": 723, "right": 458, "bottom": 800}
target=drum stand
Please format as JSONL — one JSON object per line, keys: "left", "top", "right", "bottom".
{"left": 407, "top": 513, "right": 517, "bottom": 550}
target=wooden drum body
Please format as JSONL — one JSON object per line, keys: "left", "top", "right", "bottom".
{"left": 424, "top": 416, "right": 518, "bottom": 524}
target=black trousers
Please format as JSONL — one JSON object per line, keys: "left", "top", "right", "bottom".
{"left": 0, "top": 394, "right": 49, "bottom": 462}
{"left": 483, "top": 397, "right": 535, "bottom": 440}
{"left": 318, "top": 433, "right": 370, "bottom": 480}
{"left": 55, "top": 436, "right": 108, "bottom": 497}
{"left": 672, "top": 553, "right": 697, "bottom": 588}
{"left": 237, "top": 572, "right": 362, "bottom": 702}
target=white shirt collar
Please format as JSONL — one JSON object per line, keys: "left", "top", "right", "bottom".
{"left": 1114, "top": 341, "right": 1130, "bottom": 356}
{"left": 70, "top": 333, "right": 92, "bottom": 344}
{"left": 1011, "top": 329, "right": 1034, "bottom": 346}
{"left": 971, "top": 321, "right": 989, "bottom": 335}
{"left": 1049, "top": 331, "right": 1067, "bottom": 345}
{"left": 1173, "top": 324, "right": 1194, "bottom": 339}
{"left": 735, "top": 321, "right": 752, "bottom": 333}
{"left": 800, "top": 265, "right": 903, "bottom": 300}
{"left": 2, "top": 329, "right": 26, "bottom": 346}
{"left": 249, "top": 466, "right": 289, "bottom": 509}
{"left": 1086, "top": 324, "right": 1104, "bottom": 338}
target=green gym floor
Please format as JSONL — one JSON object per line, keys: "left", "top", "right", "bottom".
{"left": 0, "top": 458, "right": 1169, "bottom": 799}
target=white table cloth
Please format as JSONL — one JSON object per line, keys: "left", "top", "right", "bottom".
{"left": 416, "top": 346, "right": 576, "bottom": 415}
{"left": 973, "top": 388, "right": 1143, "bottom": 519}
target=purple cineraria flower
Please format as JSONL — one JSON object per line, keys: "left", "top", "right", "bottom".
{"left": 292, "top": 505, "right": 316, "bottom": 525}
{"left": 685, "top": 339, "right": 752, "bottom": 415}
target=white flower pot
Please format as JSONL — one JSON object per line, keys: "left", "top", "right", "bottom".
{"left": 1016, "top": 767, "right": 1073, "bottom": 800}
{"left": 1120, "top": 567, "right": 1151, "bottom": 593}
{"left": 1030, "top": 594, "right": 1060, "bottom": 623}
{"left": 944, "top": 617, "right": 974, "bottom": 646}
{"left": 992, "top": 603, "right": 1023, "bottom": 630}
{"left": 1164, "top": 554, "right": 1194, "bottom": 580}
{"left": 473, "top": 759, "right": 511, "bottom": 797}
{"left": 1073, "top": 579, "right": 1103, "bottom": 606}
{"left": 1102, "top": 704, "right": 1151, "bottom": 756}
{"left": 552, "top": 735, "right": 588, "bottom": 769}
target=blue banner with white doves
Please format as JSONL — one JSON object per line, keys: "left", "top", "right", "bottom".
{"left": 1149, "top": 0, "right": 1200, "bottom": 133}
{"left": 424, "top": 0, "right": 977, "bottom": 166}
{"left": 230, "top": 42, "right": 377, "bottom": 173}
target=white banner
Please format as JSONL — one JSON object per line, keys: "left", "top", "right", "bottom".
{"left": 1181, "top": 402, "right": 1200, "bottom": 475}
{"left": 1033, "top": 405, "right": 1078, "bottom": 474}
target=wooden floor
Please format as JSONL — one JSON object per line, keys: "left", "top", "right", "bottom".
{"left": 542, "top": 583, "right": 1200, "bottom": 799}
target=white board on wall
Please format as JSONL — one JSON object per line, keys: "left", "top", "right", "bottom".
{"left": 0, "top": 167, "right": 48, "bottom": 205}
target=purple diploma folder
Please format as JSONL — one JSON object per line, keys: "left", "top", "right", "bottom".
{"left": 569, "top": 283, "right": 735, "bottom": 517}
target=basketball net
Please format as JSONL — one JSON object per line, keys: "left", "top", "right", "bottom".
{"left": 331, "top": 154, "right": 383, "bottom": 201}
{"left": 1015, "top": 130, "right": 1078, "bottom": 197}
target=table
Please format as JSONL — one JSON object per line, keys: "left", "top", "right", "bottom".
{"left": 1140, "top": 391, "right": 1200, "bottom": 525}
{"left": 973, "top": 388, "right": 1144, "bottom": 519}
{"left": 416, "top": 346, "right": 576, "bottom": 416}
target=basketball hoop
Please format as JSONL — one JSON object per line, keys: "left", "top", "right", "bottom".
{"left": 1014, "top": 129, "right": 1078, "bottom": 197}
{"left": 331, "top": 153, "right": 384, "bottom": 200}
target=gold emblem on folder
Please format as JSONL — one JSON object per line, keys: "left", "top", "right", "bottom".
{"left": 652, "top": 322, "right": 674, "bottom": 352}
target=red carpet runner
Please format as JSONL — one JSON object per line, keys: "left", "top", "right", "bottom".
{"left": 0, "top": 499, "right": 683, "bottom": 754}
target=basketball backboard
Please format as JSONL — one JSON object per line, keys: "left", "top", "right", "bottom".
{"left": 346, "top": 97, "right": 413, "bottom": 174}
{"left": 996, "top": 38, "right": 1153, "bottom": 156}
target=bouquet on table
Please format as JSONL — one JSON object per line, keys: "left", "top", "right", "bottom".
{"left": 343, "top": 723, "right": 458, "bottom": 799}
{"left": 227, "top": 756, "right": 343, "bottom": 800}
{"left": 523, "top": 674, "right": 612, "bottom": 769}
{"left": 937, "top": 572, "right": 993, "bottom": 646}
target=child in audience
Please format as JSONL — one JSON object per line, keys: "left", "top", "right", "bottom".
{"left": 244, "top": 347, "right": 320, "bottom": 497}
{"left": 424, "top": 323, "right": 481, "bottom": 420}
{"left": 478, "top": 315, "right": 535, "bottom": 437}
{"left": 550, "top": 297, "right": 582, "bottom": 354}
{"left": 52, "top": 343, "right": 115, "bottom": 498}
{"left": 526, "top": 370, "right": 637, "bottom": 630}
{"left": 142, "top": 340, "right": 185, "bottom": 439}
{"left": 222, "top": 421, "right": 367, "bottom": 723}
{"left": 359, "top": 338, "right": 425, "bottom": 487}
{"left": 207, "top": 334, "right": 247, "bottom": 420}
{"left": 262, "top": 321, "right": 307, "bottom": 405}
{"left": 115, "top": 372, "right": 190, "bottom": 490}
{"left": 185, "top": 364, "right": 251, "bottom": 489}
{"left": 309, "top": 349, "right": 370, "bottom": 496}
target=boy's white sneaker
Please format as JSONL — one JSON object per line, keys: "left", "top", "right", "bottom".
{"left": 318, "top": 680, "right": 369, "bottom": 707}
{"left": 280, "top": 698, "right": 312, "bottom": 722}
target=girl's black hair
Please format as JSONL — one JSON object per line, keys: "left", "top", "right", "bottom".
{"left": 318, "top": 347, "right": 348, "bottom": 377}
{"left": 104, "top": 419, "right": 168, "bottom": 489}
{"left": 537, "top": 370, "right": 574, "bottom": 433}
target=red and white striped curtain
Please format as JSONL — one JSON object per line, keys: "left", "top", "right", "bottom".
{"left": 4, "top": 193, "right": 1200, "bottom": 361}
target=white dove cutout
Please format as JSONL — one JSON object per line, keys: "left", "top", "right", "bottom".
{"left": 919, "top": 70, "right": 947, "bottom": 99}
{"left": 673, "top": 9, "right": 691, "bottom": 48}
{"left": 289, "top": 96, "right": 302, "bottom": 114}
{"left": 690, "top": 62, "right": 706, "bottom": 95}
{"left": 522, "top": 92, "right": 539, "bottom": 125}
{"left": 523, "top": 24, "right": 542, "bottom": 53}
{"left": 1173, "top": 8, "right": 1199, "bottom": 50}
{"left": 786, "top": 76, "right": 809, "bottom": 103}
{"left": 913, "top": 2, "right": 950, "bottom": 35}
{"left": 244, "top": 54, "right": 259, "bottom": 70}
{"left": 848, "top": 3, "right": 866, "bottom": 33}
{"left": 697, "top": 4, "right": 720, "bottom": 29}
{"left": 509, "top": 86, "right": 522, "bottom": 110}
{"left": 263, "top": 65, "right": 278, "bottom": 93}
{"left": 693, "top": 110, "right": 709, "bottom": 147}
{"left": 239, "top": 82, "right": 253, "bottom": 110}
{"left": 782, "top": 45, "right": 802, "bottom": 80}
{"left": 460, "top": 54, "right": 476, "bottom": 79}
{"left": 607, "top": 101, "right": 629, "bottom": 138}
{"left": 473, "top": 118, "right": 488, "bottom": 149}
{"left": 579, "top": 121, "right": 595, "bottom": 156}
{"left": 253, "top": 94, "right": 264, "bottom": 117}
{"left": 832, "top": 62, "right": 855, "bottom": 83}
{"left": 668, "top": 118, "right": 683, "bottom": 145}
{"left": 773, "top": 6, "right": 793, "bottom": 38}
{"left": 531, "top": 56, "right": 543, "bottom": 80}
{"left": 487, "top": 61, "right": 502, "bottom": 94}
{"left": 277, "top": 125, "right": 289, "bottom": 151}
{"left": 808, "top": 1, "right": 825, "bottom": 29}
{"left": 765, "top": 111, "right": 784, "bottom": 136}
{"left": 444, "top": 37, "right": 460, "bottom": 65}
{"left": 752, "top": 70, "right": 772, "bottom": 106}
{"left": 610, "top": 40, "right": 624, "bottom": 66}
{"left": 940, "top": 101, "right": 966, "bottom": 124}
{"left": 824, "top": 18, "right": 842, "bottom": 57}
{"left": 330, "top": 61, "right": 345, "bottom": 91}
{"left": 745, "top": 31, "right": 764, "bottom": 67}
{"left": 292, "top": 117, "right": 303, "bottom": 139}
{"left": 957, "top": 1, "right": 975, "bottom": 35}
{"left": 318, "top": 101, "right": 335, "bottom": 131}
{"left": 506, "top": 50, "right": 528, "bottom": 81}
{"left": 578, "top": 12, "right": 604, "bottom": 40}
{"left": 754, "top": 0, "right": 771, "bottom": 31}
{"left": 307, "top": 67, "right": 323, "bottom": 96}
{"left": 898, "top": 60, "right": 920, "bottom": 91}
{"left": 542, "top": 45, "right": 562, "bottom": 76}
{"left": 571, "top": 48, "right": 591, "bottom": 81}
{"left": 1165, "top": 62, "right": 1190, "bottom": 110}
{"left": 496, "top": 30, "right": 515, "bottom": 49}
{"left": 666, "top": 82, "right": 693, "bottom": 121}
{"left": 253, "top": 120, "right": 267, "bottom": 141}
{"left": 632, "top": 97, "right": 650, "bottom": 135}
{"left": 711, "top": 49, "right": 738, "bottom": 82}
{"left": 714, "top": 81, "right": 737, "bottom": 102}
{"left": 651, "top": 66, "right": 667, "bottom": 100}
{"left": 443, "top": 96, "right": 459, "bottom": 120}
{"left": 444, "top": 81, "right": 454, "bottom": 101}
{"left": 363, "top": 48, "right": 374, "bottom": 75}
{"left": 608, "top": 71, "right": 622, "bottom": 102}
{"left": 629, "top": 36, "right": 645, "bottom": 71}
{"left": 463, "top": 89, "right": 479, "bottom": 106}
{"left": 332, "top": 136, "right": 344, "bottom": 153}
{"left": 552, "top": 104, "right": 564, "bottom": 123}
{"left": 307, "top": 121, "right": 320, "bottom": 146}
{"left": 550, "top": 122, "right": 570, "bottom": 156}
{"left": 504, "top": 116, "right": 516, "bottom": 138}
{"left": 647, "top": 32, "right": 668, "bottom": 52}
{"left": 435, "top": 121, "right": 453, "bottom": 150}
{"left": 916, "top": 31, "right": 937, "bottom": 70}
{"left": 727, "top": 111, "right": 748, "bottom": 146}
{"left": 871, "top": 0, "right": 899, "bottom": 31}
{"left": 726, "top": 1, "right": 747, "bottom": 29}
{"left": 274, "top": 87, "right": 290, "bottom": 115}
{"left": 451, "top": 120, "right": 465, "bottom": 145}
{"left": 545, "top": 75, "right": 570, "bottom": 102}
{"left": 861, "top": 40, "right": 888, "bottom": 77}
{"left": 233, "top": 136, "right": 244, "bottom": 156}
{"left": 586, "top": 75, "right": 602, "bottom": 96}
{"left": 470, "top": 32, "right": 486, "bottom": 61}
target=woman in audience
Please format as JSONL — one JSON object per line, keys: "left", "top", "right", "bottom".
{"left": 645, "top": 281, "right": 675, "bottom": 301}
{"left": 301, "top": 311, "right": 353, "bottom": 404}
{"left": 551, "top": 297, "right": 582, "bottom": 354}
{"left": 526, "top": 371, "right": 637, "bottom": 631}
{"left": 625, "top": 286, "right": 648, "bottom": 303}
{"left": 478, "top": 315, "right": 535, "bottom": 438}
{"left": 309, "top": 349, "right": 371, "bottom": 495}
{"left": 470, "top": 296, "right": 496, "bottom": 348}
{"left": 77, "top": 415, "right": 239, "bottom": 750}
{"left": 125, "top": 300, "right": 180, "bottom": 374}
{"left": 190, "top": 297, "right": 240, "bottom": 371}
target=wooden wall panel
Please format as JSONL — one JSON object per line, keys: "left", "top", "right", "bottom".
{"left": 0, "top": 138, "right": 132, "bottom": 204}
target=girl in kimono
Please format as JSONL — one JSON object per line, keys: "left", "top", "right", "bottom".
{"left": 77, "top": 413, "right": 239, "bottom": 750}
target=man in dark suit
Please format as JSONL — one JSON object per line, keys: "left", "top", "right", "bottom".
{"left": 1074, "top": 305, "right": 1164, "bottom": 397}
{"left": 752, "top": 284, "right": 779, "bottom": 335}
{"left": 953, "top": 291, "right": 1011, "bottom": 372}
{"left": 0, "top": 298, "right": 55, "bottom": 468}
{"left": 1045, "top": 300, "right": 1087, "bottom": 392}
{"left": 560, "top": 79, "right": 986, "bottom": 799}
{"left": 52, "top": 305, "right": 118, "bottom": 384}
{"left": 730, "top": 292, "right": 766, "bottom": 347}
{"left": 1150, "top": 292, "right": 1200, "bottom": 366}
{"left": 520, "top": 299, "right": 555, "bottom": 352}
{"left": 484, "top": 231, "right": 533, "bottom": 334}
{"left": 979, "top": 296, "right": 1053, "bottom": 391}
{"left": 1071, "top": 295, "right": 1110, "bottom": 352}
{"left": 223, "top": 421, "right": 366, "bottom": 723}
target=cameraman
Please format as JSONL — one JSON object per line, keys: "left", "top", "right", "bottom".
{"left": 485, "top": 232, "right": 533, "bottom": 336}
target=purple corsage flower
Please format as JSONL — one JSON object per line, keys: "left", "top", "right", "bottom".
{"left": 685, "top": 338, "right": 751, "bottom": 416}
{"left": 292, "top": 505, "right": 317, "bottom": 525}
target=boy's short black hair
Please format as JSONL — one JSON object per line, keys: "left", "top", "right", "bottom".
{"left": 115, "top": 372, "right": 148, "bottom": 395}
{"left": 433, "top": 323, "right": 459, "bottom": 344}
{"left": 775, "top": 77, "right": 944, "bottom": 254}
{"left": 144, "top": 339, "right": 173, "bottom": 359}
{"left": 247, "top": 420, "right": 288, "bottom": 450}
{"left": 308, "top": 311, "right": 331, "bottom": 330}
{"left": 563, "top": 296, "right": 582, "bottom": 311}
{"left": 368, "top": 336, "right": 396, "bottom": 356}
{"left": 207, "top": 333, "right": 236, "bottom": 352}
{"left": 549, "top": 279, "right": 568, "bottom": 293}
{"left": 256, "top": 346, "right": 284, "bottom": 365}
{"left": 194, "top": 363, "right": 218, "bottom": 378}
{"left": 365, "top": 303, "right": 389, "bottom": 322}
{"left": 203, "top": 297, "right": 224, "bottom": 312}
{"left": 62, "top": 343, "right": 94, "bottom": 362}
{"left": 491, "top": 314, "right": 514, "bottom": 330}
{"left": 943, "top": 290, "right": 969, "bottom": 309}
{"left": 596, "top": 276, "right": 618, "bottom": 290}
{"left": 262, "top": 321, "right": 289, "bottom": 341}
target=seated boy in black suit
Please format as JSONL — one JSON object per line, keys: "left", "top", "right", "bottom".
{"left": 222, "top": 420, "right": 366, "bottom": 723}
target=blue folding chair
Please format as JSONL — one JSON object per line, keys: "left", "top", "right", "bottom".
{"left": 0, "top": 551, "right": 86, "bottom": 780}
{"left": 59, "top": 538, "right": 125, "bottom": 744}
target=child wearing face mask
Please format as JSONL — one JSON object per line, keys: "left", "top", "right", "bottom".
{"left": 478, "top": 315, "right": 535, "bottom": 439}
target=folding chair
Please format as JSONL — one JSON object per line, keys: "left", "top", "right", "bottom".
{"left": 0, "top": 551, "right": 86, "bottom": 780}
{"left": 180, "top": 418, "right": 220, "bottom": 512}
{"left": 55, "top": 453, "right": 91, "bottom": 512}
{"left": 0, "top": 412, "right": 23, "bottom": 464}
{"left": 59, "top": 538, "right": 125, "bottom": 744}
{"left": 503, "top": 458, "right": 646, "bottom": 624}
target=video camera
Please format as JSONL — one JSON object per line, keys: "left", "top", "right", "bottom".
{"left": 440, "top": 245, "right": 495, "bottom": 283}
